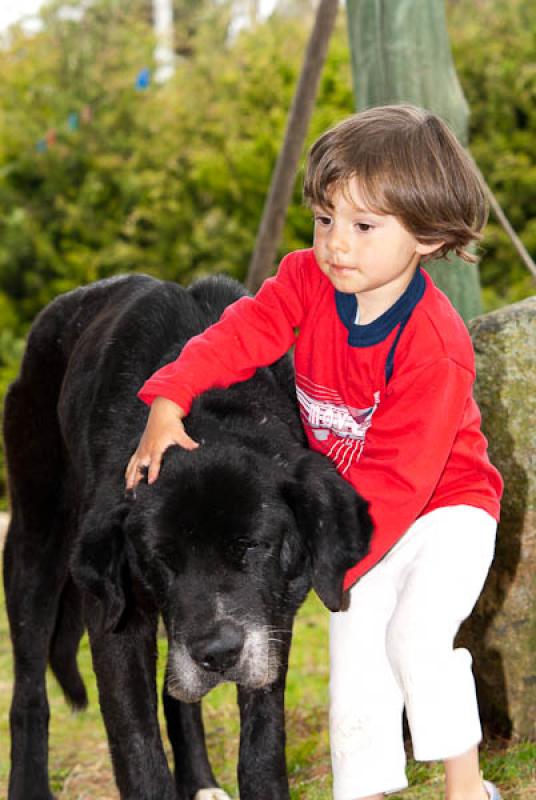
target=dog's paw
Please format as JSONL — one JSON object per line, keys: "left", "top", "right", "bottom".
{"left": 194, "top": 790, "right": 232, "bottom": 800}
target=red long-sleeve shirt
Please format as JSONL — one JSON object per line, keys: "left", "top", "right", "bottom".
{"left": 139, "top": 249, "right": 503, "bottom": 588}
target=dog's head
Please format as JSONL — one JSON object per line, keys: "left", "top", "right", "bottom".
{"left": 72, "top": 445, "right": 372, "bottom": 701}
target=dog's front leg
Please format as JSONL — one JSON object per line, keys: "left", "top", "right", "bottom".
{"left": 237, "top": 679, "right": 290, "bottom": 800}
{"left": 87, "top": 607, "right": 177, "bottom": 800}
{"left": 163, "top": 691, "right": 232, "bottom": 800}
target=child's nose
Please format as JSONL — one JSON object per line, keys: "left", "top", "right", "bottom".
{"left": 328, "top": 223, "right": 350, "bottom": 254}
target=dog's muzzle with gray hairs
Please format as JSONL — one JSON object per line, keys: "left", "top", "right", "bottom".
{"left": 166, "top": 624, "right": 280, "bottom": 703}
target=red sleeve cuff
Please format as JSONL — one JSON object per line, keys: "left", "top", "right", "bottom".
{"left": 137, "top": 381, "right": 194, "bottom": 415}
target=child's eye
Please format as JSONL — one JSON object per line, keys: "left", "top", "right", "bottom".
{"left": 314, "top": 214, "right": 332, "bottom": 226}
{"left": 355, "top": 223, "right": 373, "bottom": 232}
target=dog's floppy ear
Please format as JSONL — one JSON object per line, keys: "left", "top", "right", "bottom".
{"left": 70, "top": 498, "right": 133, "bottom": 634}
{"left": 283, "top": 452, "right": 373, "bottom": 611}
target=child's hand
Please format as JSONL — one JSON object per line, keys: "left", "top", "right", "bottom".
{"left": 125, "top": 396, "right": 199, "bottom": 489}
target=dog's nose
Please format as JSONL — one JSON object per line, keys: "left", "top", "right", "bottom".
{"left": 189, "top": 622, "right": 244, "bottom": 673}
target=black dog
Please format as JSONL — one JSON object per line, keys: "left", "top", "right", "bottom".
{"left": 3, "top": 274, "right": 372, "bottom": 800}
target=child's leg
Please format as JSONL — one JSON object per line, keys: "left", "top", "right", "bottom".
{"left": 384, "top": 505, "right": 496, "bottom": 798}
{"left": 329, "top": 563, "right": 407, "bottom": 800}
{"left": 444, "top": 745, "right": 487, "bottom": 800}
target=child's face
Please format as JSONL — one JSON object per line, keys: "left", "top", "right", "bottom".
{"left": 312, "top": 179, "right": 441, "bottom": 315}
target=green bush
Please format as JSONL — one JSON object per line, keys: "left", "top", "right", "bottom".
{"left": 448, "top": 0, "right": 536, "bottom": 307}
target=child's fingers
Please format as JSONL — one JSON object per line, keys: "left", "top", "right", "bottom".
{"left": 147, "top": 452, "right": 163, "bottom": 485}
{"left": 175, "top": 428, "right": 200, "bottom": 451}
{"left": 146, "top": 434, "right": 197, "bottom": 484}
{"left": 142, "top": 423, "right": 199, "bottom": 483}
{"left": 126, "top": 427, "right": 200, "bottom": 488}
{"left": 125, "top": 454, "right": 148, "bottom": 489}
{"left": 124, "top": 455, "right": 136, "bottom": 488}
{"left": 146, "top": 430, "right": 200, "bottom": 483}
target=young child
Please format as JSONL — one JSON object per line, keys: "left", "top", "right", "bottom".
{"left": 125, "top": 104, "right": 503, "bottom": 800}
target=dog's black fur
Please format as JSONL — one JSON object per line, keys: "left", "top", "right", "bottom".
{"left": 3, "top": 274, "right": 372, "bottom": 800}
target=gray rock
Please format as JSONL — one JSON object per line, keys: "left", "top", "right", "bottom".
{"left": 458, "top": 296, "right": 536, "bottom": 741}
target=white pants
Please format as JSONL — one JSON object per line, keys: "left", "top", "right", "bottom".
{"left": 329, "top": 505, "right": 497, "bottom": 800}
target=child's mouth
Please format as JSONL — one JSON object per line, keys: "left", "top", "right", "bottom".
{"left": 330, "top": 262, "right": 356, "bottom": 275}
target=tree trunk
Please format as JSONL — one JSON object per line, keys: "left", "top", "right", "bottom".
{"left": 346, "top": 0, "right": 482, "bottom": 321}
{"left": 246, "top": 0, "right": 339, "bottom": 293}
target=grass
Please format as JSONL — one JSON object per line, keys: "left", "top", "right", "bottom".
{"left": 1, "top": 559, "right": 535, "bottom": 800}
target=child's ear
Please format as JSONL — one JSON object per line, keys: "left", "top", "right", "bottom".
{"left": 416, "top": 240, "right": 445, "bottom": 257}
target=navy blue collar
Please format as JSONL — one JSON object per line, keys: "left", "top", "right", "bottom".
{"left": 335, "top": 266, "right": 426, "bottom": 346}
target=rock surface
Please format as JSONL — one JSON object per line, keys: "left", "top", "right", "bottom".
{"left": 458, "top": 296, "right": 536, "bottom": 740}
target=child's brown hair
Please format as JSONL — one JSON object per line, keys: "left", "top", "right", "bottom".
{"left": 303, "top": 104, "right": 488, "bottom": 263}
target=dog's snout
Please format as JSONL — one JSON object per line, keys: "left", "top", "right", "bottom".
{"left": 189, "top": 621, "right": 244, "bottom": 673}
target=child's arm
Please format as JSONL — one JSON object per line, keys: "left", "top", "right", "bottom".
{"left": 127, "top": 251, "right": 313, "bottom": 487}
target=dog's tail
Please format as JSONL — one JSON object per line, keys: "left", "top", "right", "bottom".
{"left": 48, "top": 576, "right": 88, "bottom": 710}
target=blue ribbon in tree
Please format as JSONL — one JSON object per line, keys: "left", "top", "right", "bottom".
{"left": 135, "top": 68, "right": 151, "bottom": 90}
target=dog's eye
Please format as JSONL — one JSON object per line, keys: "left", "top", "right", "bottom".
{"left": 230, "top": 538, "right": 254, "bottom": 559}
{"left": 229, "top": 538, "right": 269, "bottom": 563}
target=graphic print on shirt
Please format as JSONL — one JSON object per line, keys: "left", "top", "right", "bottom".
{"left": 295, "top": 374, "right": 380, "bottom": 475}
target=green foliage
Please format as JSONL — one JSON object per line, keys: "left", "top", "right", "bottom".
{"left": 0, "top": 0, "right": 316, "bottom": 318}
{"left": 0, "top": 0, "right": 533, "bottom": 324}
{"left": 0, "top": 295, "right": 24, "bottom": 507}
{"left": 447, "top": 0, "right": 536, "bottom": 309}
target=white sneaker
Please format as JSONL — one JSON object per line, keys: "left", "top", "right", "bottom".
{"left": 483, "top": 780, "right": 502, "bottom": 800}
